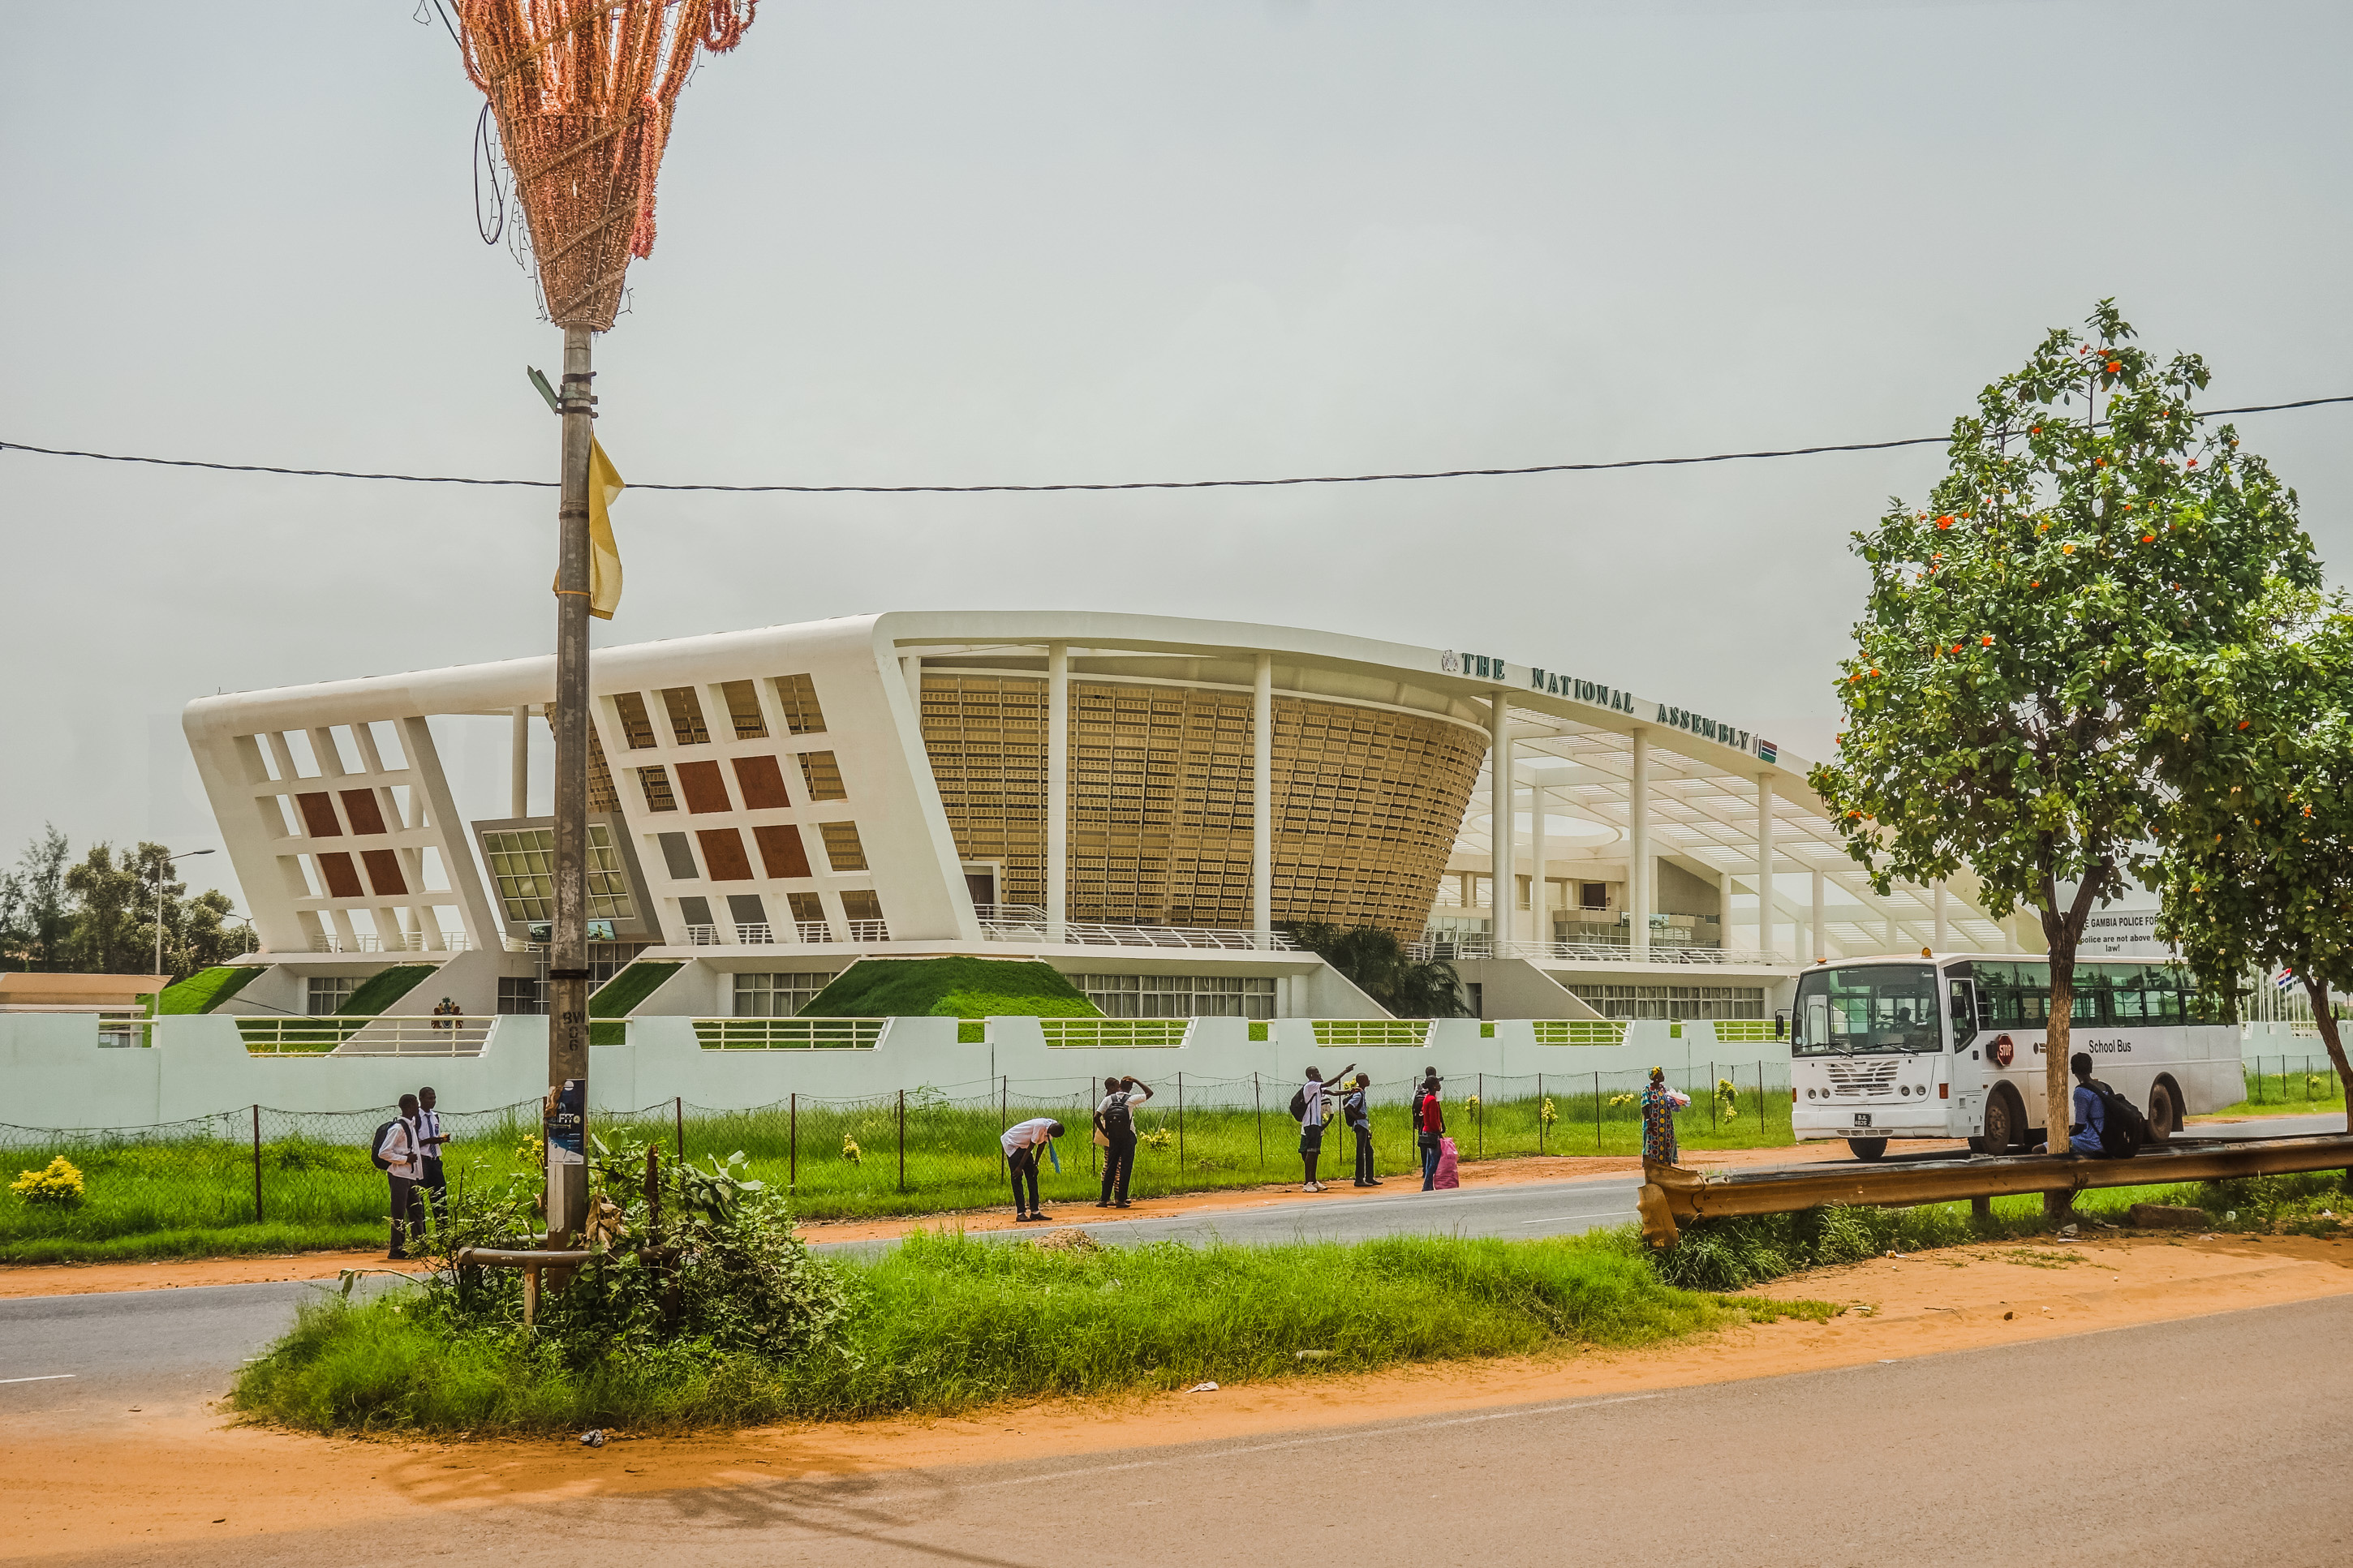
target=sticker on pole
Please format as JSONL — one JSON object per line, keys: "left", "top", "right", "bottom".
{"left": 547, "top": 1079, "right": 587, "bottom": 1167}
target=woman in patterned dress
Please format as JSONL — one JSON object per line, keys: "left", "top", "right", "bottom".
{"left": 1641, "top": 1066, "right": 1692, "bottom": 1166}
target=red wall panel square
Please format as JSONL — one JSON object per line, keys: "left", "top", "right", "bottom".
{"left": 317, "top": 852, "right": 364, "bottom": 898}
{"left": 360, "top": 849, "right": 408, "bottom": 896}
{"left": 340, "top": 788, "right": 390, "bottom": 836}
{"left": 296, "top": 792, "right": 343, "bottom": 838}
{"left": 696, "top": 829, "right": 755, "bottom": 881}
{"left": 676, "top": 759, "right": 733, "bottom": 814}
{"left": 733, "top": 754, "right": 793, "bottom": 811}
{"left": 751, "top": 823, "right": 811, "bottom": 879}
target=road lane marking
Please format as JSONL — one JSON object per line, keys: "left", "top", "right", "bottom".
{"left": 1, "top": 1374, "right": 75, "bottom": 1384}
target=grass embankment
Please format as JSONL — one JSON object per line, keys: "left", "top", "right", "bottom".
{"left": 799, "top": 956, "right": 1103, "bottom": 1019}
{"left": 232, "top": 1228, "right": 1829, "bottom": 1434}
{"left": 156, "top": 965, "right": 259, "bottom": 1015}
{"left": 2, "top": 1088, "right": 1796, "bottom": 1262}
{"left": 589, "top": 960, "right": 683, "bottom": 1046}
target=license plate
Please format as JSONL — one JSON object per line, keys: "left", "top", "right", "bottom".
{"left": 1852, "top": 1113, "right": 1873, "bottom": 1128}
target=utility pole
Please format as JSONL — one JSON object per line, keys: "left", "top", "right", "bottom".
{"left": 544, "top": 323, "right": 595, "bottom": 1243}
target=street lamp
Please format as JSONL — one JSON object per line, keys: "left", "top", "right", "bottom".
{"left": 154, "top": 848, "right": 214, "bottom": 978}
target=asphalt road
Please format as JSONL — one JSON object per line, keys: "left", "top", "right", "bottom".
{"left": 24, "top": 1291, "right": 2351, "bottom": 1567}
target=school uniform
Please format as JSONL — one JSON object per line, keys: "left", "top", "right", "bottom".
{"left": 1095, "top": 1083, "right": 1151, "bottom": 1205}
{"left": 415, "top": 1105, "right": 448, "bottom": 1221}
{"left": 1001, "top": 1116, "right": 1058, "bottom": 1218}
{"left": 376, "top": 1116, "right": 426, "bottom": 1257}
{"left": 1343, "top": 1085, "right": 1377, "bottom": 1185}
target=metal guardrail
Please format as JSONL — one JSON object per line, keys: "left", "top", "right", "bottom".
{"left": 1635, "top": 1131, "right": 2353, "bottom": 1247}
{"left": 1312, "top": 1019, "right": 1432, "bottom": 1048}
{"left": 1409, "top": 934, "right": 1792, "bottom": 968}
{"left": 1038, "top": 1018, "right": 1189, "bottom": 1050}
{"left": 691, "top": 1017, "right": 885, "bottom": 1050}
{"left": 979, "top": 917, "right": 1303, "bottom": 952}
{"left": 236, "top": 1016, "right": 493, "bottom": 1056}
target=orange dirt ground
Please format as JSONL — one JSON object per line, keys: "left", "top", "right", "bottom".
{"left": 7, "top": 1231, "right": 2348, "bottom": 1561}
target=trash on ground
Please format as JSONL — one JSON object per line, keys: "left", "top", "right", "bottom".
{"left": 1186, "top": 1381, "right": 1219, "bottom": 1394}
{"left": 580, "top": 1429, "right": 606, "bottom": 1448}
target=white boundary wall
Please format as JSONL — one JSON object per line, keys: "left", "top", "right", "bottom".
{"left": 3, "top": 1013, "right": 1792, "bottom": 1130}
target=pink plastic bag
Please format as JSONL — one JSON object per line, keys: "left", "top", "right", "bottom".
{"left": 1434, "top": 1136, "right": 1460, "bottom": 1189}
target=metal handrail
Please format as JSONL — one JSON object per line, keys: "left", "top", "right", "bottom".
{"left": 981, "top": 918, "right": 1303, "bottom": 952}
{"left": 309, "top": 932, "right": 472, "bottom": 954}
{"left": 1409, "top": 934, "right": 1792, "bottom": 967}
{"left": 692, "top": 1016, "right": 885, "bottom": 1050}
{"left": 1039, "top": 1018, "right": 1189, "bottom": 1049}
{"left": 1311, "top": 1019, "right": 1432, "bottom": 1048}
{"left": 236, "top": 1015, "right": 494, "bottom": 1056}
{"left": 736, "top": 922, "right": 773, "bottom": 944}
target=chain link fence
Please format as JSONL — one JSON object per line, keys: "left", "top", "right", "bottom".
{"left": 2, "top": 1064, "right": 1798, "bottom": 1249}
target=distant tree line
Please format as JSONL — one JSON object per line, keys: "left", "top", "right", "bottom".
{"left": 0, "top": 826, "right": 256, "bottom": 979}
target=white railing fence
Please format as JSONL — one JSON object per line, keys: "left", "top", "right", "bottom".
{"left": 692, "top": 1017, "right": 887, "bottom": 1050}
{"left": 1038, "top": 1018, "right": 1190, "bottom": 1050}
{"left": 1409, "top": 934, "right": 1792, "bottom": 968}
{"left": 236, "top": 1016, "right": 494, "bottom": 1056}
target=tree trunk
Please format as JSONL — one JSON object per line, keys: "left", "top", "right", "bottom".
{"left": 2043, "top": 932, "right": 2076, "bottom": 1214}
{"left": 2303, "top": 976, "right": 2352, "bottom": 1136}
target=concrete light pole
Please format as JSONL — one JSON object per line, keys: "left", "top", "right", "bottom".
{"left": 546, "top": 322, "right": 596, "bottom": 1243}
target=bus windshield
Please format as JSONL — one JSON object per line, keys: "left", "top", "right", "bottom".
{"left": 1792, "top": 964, "right": 1942, "bottom": 1056}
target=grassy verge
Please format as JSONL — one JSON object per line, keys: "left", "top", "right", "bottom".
{"left": 1, "top": 1222, "right": 381, "bottom": 1266}
{"left": 5, "top": 1090, "right": 1796, "bottom": 1262}
{"left": 231, "top": 1228, "right": 1830, "bottom": 1434}
{"left": 1653, "top": 1170, "right": 2353, "bottom": 1292}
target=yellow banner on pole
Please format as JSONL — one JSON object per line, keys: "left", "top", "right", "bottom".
{"left": 552, "top": 438, "right": 626, "bottom": 620}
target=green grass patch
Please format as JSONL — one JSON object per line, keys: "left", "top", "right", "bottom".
{"left": 2200, "top": 1060, "right": 2348, "bottom": 1119}
{"left": 799, "top": 957, "right": 1101, "bottom": 1019}
{"left": 339, "top": 964, "right": 435, "bottom": 1016}
{"left": 587, "top": 961, "right": 683, "bottom": 1046}
{"left": 1, "top": 1088, "right": 1799, "bottom": 1258}
{"left": 157, "top": 965, "right": 259, "bottom": 1015}
{"left": 2, "top": 1222, "right": 381, "bottom": 1265}
{"left": 1650, "top": 1168, "right": 2353, "bottom": 1293}
{"left": 231, "top": 1228, "right": 1831, "bottom": 1434}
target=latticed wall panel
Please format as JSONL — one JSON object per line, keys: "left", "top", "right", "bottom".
{"left": 920, "top": 675, "right": 1481, "bottom": 936}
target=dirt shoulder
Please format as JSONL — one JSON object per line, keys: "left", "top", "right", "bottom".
{"left": 0, "top": 1143, "right": 1881, "bottom": 1298}
{"left": 8, "top": 1228, "right": 2346, "bottom": 1562}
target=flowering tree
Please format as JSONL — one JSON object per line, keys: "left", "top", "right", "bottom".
{"left": 1809, "top": 302, "right": 2318, "bottom": 1166}
{"left": 2146, "top": 593, "right": 2353, "bottom": 1129}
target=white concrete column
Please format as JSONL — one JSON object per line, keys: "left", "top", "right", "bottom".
{"left": 1253, "top": 651, "right": 1272, "bottom": 943}
{"left": 510, "top": 705, "right": 530, "bottom": 818}
{"left": 1810, "top": 869, "right": 1827, "bottom": 964}
{"left": 1755, "top": 773, "right": 1775, "bottom": 959}
{"left": 1529, "top": 771, "right": 1547, "bottom": 951}
{"left": 1628, "top": 728, "right": 1650, "bottom": 960}
{"left": 1489, "top": 696, "right": 1513, "bottom": 952}
{"left": 1934, "top": 882, "right": 1950, "bottom": 953}
{"left": 1047, "top": 644, "right": 1069, "bottom": 942}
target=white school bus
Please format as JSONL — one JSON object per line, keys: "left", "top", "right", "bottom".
{"left": 1789, "top": 955, "right": 2242, "bottom": 1160}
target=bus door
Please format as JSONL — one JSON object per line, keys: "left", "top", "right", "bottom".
{"left": 1945, "top": 970, "right": 1988, "bottom": 1131}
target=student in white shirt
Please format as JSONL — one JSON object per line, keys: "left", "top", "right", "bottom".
{"left": 415, "top": 1085, "right": 450, "bottom": 1226}
{"left": 1093, "top": 1076, "right": 1153, "bottom": 1209}
{"left": 1000, "top": 1116, "right": 1065, "bottom": 1222}
{"left": 376, "top": 1094, "right": 427, "bottom": 1259}
{"left": 1296, "top": 1063, "right": 1354, "bottom": 1192}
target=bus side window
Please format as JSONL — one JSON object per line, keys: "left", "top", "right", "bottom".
{"left": 1947, "top": 979, "right": 1981, "bottom": 1046}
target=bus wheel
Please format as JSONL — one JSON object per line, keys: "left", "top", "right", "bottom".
{"left": 1972, "top": 1088, "right": 2021, "bottom": 1155}
{"left": 1847, "top": 1138, "right": 1888, "bottom": 1161}
{"left": 2147, "top": 1081, "right": 2178, "bottom": 1143}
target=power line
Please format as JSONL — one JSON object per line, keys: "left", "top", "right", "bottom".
{"left": 5, "top": 394, "right": 2349, "bottom": 496}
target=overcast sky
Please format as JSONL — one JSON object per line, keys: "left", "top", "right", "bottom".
{"left": 4, "top": 0, "right": 2348, "bottom": 918}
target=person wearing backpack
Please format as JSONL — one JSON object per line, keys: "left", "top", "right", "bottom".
{"left": 1094, "top": 1075, "right": 1152, "bottom": 1209}
{"left": 1415, "top": 1070, "right": 1445, "bottom": 1190}
{"left": 1293, "top": 1063, "right": 1353, "bottom": 1192}
{"left": 2050, "top": 1051, "right": 2149, "bottom": 1158}
{"left": 372, "top": 1093, "right": 427, "bottom": 1260}
{"left": 1343, "top": 1073, "right": 1379, "bottom": 1187}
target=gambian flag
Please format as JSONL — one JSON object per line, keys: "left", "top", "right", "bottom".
{"left": 2276, "top": 967, "right": 2297, "bottom": 992}
{"left": 1757, "top": 738, "right": 1779, "bottom": 764}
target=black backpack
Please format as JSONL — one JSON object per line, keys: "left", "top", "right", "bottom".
{"left": 2088, "top": 1080, "right": 2149, "bottom": 1158}
{"left": 1100, "top": 1091, "right": 1133, "bottom": 1136}
{"left": 1288, "top": 1084, "right": 1310, "bottom": 1120}
{"left": 369, "top": 1119, "right": 398, "bottom": 1171}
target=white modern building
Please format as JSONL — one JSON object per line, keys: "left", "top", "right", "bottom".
{"left": 179, "top": 612, "right": 2042, "bottom": 1029}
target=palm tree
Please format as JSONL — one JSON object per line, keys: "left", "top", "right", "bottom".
{"left": 1284, "top": 922, "right": 1471, "bottom": 1018}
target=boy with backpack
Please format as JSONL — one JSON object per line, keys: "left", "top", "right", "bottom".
{"left": 2058, "top": 1051, "right": 2149, "bottom": 1158}
{"left": 1292, "top": 1063, "right": 1354, "bottom": 1192}
{"left": 1094, "top": 1075, "right": 1152, "bottom": 1209}
{"left": 371, "top": 1093, "right": 427, "bottom": 1260}
{"left": 1344, "top": 1073, "right": 1379, "bottom": 1187}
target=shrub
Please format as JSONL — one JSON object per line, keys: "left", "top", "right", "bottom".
{"left": 11, "top": 1157, "right": 86, "bottom": 1207}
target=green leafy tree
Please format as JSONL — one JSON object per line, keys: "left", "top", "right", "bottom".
{"left": 1809, "top": 302, "right": 2319, "bottom": 1166}
{"left": 0, "top": 826, "right": 72, "bottom": 971}
{"left": 2145, "top": 590, "right": 2353, "bottom": 1128}
{"left": 1285, "top": 921, "right": 1471, "bottom": 1018}
{"left": 64, "top": 842, "right": 170, "bottom": 975}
